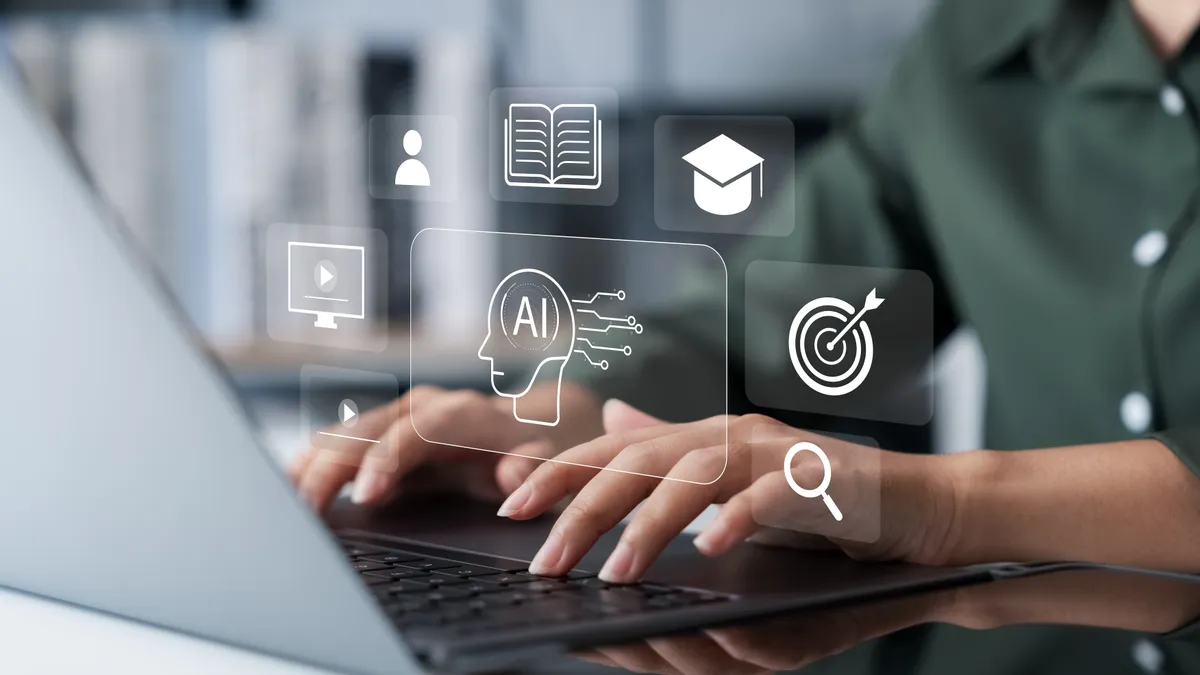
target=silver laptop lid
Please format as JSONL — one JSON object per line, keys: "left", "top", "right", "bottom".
{"left": 0, "top": 68, "right": 419, "bottom": 674}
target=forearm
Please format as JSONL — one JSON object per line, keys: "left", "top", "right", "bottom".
{"left": 944, "top": 440, "right": 1200, "bottom": 571}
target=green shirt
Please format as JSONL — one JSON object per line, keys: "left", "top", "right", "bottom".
{"left": 582, "top": 0, "right": 1200, "bottom": 670}
{"left": 592, "top": 0, "right": 1200, "bottom": 485}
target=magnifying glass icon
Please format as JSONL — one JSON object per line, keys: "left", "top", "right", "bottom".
{"left": 784, "top": 442, "right": 843, "bottom": 522}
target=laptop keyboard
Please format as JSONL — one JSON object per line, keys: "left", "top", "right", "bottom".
{"left": 340, "top": 537, "right": 731, "bottom": 647}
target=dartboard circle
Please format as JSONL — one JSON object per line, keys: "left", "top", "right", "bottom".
{"left": 788, "top": 297, "right": 875, "bottom": 397}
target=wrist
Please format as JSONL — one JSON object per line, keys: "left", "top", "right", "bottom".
{"left": 935, "top": 449, "right": 1005, "bottom": 566}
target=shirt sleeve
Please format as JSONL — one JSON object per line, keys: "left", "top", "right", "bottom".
{"left": 1150, "top": 428, "right": 1200, "bottom": 480}
{"left": 571, "top": 23, "right": 960, "bottom": 436}
{"left": 1153, "top": 429, "right": 1200, "bottom": 647}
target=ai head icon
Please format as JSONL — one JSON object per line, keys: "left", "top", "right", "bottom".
{"left": 478, "top": 269, "right": 576, "bottom": 426}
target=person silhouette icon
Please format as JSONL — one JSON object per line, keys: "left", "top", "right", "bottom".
{"left": 394, "top": 130, "right": 431, "bottom": 187}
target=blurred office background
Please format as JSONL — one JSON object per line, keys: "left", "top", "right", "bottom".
{"left": 0, "top": 0, "right": 984, "bottom": 460}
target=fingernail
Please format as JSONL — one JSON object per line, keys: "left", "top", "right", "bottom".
{"left": 598, "top": 540, "right": 636, "bottom": 583}
{"left": 528, "top": 531, "right": 565, "bottom": 576}
{"left": 693, "top": 525, "right": 729, "bottom": 555}
{"left": 352, "top": 469, "right": 383, "bottom": 505}
{"left": 496, "top": 483, "right": 531, "bottom": 517}
{"left": 601, "top": 398, "right": 628, "bottom": 420}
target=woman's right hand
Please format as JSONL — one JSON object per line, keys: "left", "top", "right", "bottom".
{"left": 287, "top": 383, "right": 602, "bottom": 512}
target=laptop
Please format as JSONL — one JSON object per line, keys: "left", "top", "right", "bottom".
{"left": 0, "top": 68, "right": 1003, "bottom": 674}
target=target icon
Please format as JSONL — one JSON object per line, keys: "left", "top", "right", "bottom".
{"left": 788, "top": 289, "right": 884, "bottom": 397}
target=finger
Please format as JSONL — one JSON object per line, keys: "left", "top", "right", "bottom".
{"left": 692, "top": 472, "right": 784, "bottom": 556}
{"left": 352, "top": 389, "right": 502, "bottom": 505}
{"left": 287, "top": 446, "right": 316, "bottom": 486}
{"left": 294, "top": 396, "right": 403, "bottom": 502}
{"left": 494, "top": 439, "right": 558, "bottom": 496}
{"left": 508, "top": 418, "right": 729, "bottom": 521}
{"left": 298, "top": 449, "right": 364, "bottom": 512}
{"left": 603, "top": 398, "right": 666, "bottom": 434}
{"left": 600, "top": 445, "right": 742, "bottom": 583}
{"left": 525, "top": 429, "right": 729, "bottom": 576}
{"left": 350, "top": 418, "right": 431, "bottom": 505}
{"left": 525, "top": 467, "right": 665, "bottom": 576}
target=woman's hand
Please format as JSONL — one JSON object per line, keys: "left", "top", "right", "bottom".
{"left": 498, "top": 400, "right": 963, "bottom": 582}
{"left": 287, "top": 383, "right": 602, "bottom": 512}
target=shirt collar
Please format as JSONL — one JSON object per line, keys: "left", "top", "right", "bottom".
{"left": 953, "top": 0, "right": 1058, "bottom": 75}
{"left": 961, "top": 0, "right": 1164, "bottom": 92}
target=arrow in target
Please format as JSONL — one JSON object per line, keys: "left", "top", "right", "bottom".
{"left": 825, "top": 288, "right": 884, "bottom": 351}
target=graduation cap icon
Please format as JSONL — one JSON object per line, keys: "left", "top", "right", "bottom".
{"left": 681, "top": 134, "right": 764, "bottom": 216}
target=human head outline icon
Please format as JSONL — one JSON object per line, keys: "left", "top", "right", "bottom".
{"left": 478, "top": 268, "right": 576, "bottom": 426}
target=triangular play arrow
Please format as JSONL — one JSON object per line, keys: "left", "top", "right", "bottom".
{"left": 319, "top": 265, "right": 334, "bottom": 286}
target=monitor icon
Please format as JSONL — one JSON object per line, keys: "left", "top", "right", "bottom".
{"left": 287, "top": 241, "right": 366, "bottom": 329}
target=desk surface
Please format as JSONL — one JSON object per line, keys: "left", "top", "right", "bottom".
{"left": 0, "top": 587, "right": 329, "bottom": 675}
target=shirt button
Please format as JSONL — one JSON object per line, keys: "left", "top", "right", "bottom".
{"left": 1131, "top": 638, "right": 1164, "bottom": 673}
{"left": 1132, "top": 230, "right": 1168, "bottom": 267}
{"left": 1120, "top": 391, "right": 1152, "bottom": 434}
{"left": 1160, "top": 85, "right": 1186, "bottom": 117}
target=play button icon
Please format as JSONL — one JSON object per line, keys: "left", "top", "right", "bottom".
{"left": 339, "top": 399, "right": 359, "bottom": 427}
{"left": 315, "top": 260, "right": 338, "bottom": 292}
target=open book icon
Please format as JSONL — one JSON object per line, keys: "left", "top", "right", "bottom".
{"left": 504, "top": 103, "right": 603, "bottom": 190}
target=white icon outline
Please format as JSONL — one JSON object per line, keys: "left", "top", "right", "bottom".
{"left": 788, "top": 289, "right": 884, "bottom": 397}
{"left": 286, "top": 241, "right": 366, "bottom": 330}
{"left": 478, "top": 268, "right": 577, "bottom": 427}
{"left": 409, "top": 229, "right": 729, "bottom": 486}
{"left": 784, "top": 441, "right": 842, "bottom": 521}
{"left": 504, "top": 103, "right": 603, "bottom": 190}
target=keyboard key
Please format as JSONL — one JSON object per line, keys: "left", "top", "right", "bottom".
{"left": 472, "top": 573, "right": 534, "bottom": 585}
{"left": 460, "top": 582, "right": 510, "bottom": 595}
{"left": 437, "top": 564, "right": 503, "bottom": 577}
{"left": 374, "top": 580, "right": 427, "bottom": 593}
{"left": 678, "top": 590, "right": 728, "bottom": 605}
{"left": 360, "top": 553, "right": 424, "bottom": 565}
{"left": 639, "top": 583, "right": 676, "bottom": 596}
{"left": 566, "top": 577, "right": 611, "bottom": 590}
{"left": 523, "top": 579, "right": 568, "bottom": 593}
{"left": 351, "top": 561, "right": 394, "bottom": 573}
{"left": 484, "top": 590, "right": 530, "bottom": 605}
{"left": 421, "top": 588, "right": 474, "bottom": 603}
{"left": 343, "top": 544, "right": 388, "bottom": 557}
{"left": 595, "top": 587, "right": 653, "bottom": 609}
{"left": 515, "top": 569, "right": 595, "bottom": 580}
{"left": 646, "top": 595, "right": 688, "bottom": 609}
{"left": 397, "top": 559, "right": 462, "bottom": 572}
{"left": 363, "top": 568, "right": 431, "bottom": 581}
{"left": 382, "top": 598, "right": 428, "bottom": 614}
{"left": 408, "top": 576, "right": 469, "bottom": 589}
{"left": 360, "top": 575, "right": 397, "bottom": 586}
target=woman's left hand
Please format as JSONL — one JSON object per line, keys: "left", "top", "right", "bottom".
{"left": 497, "top": 400, "right": 964, "bottom": 583}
